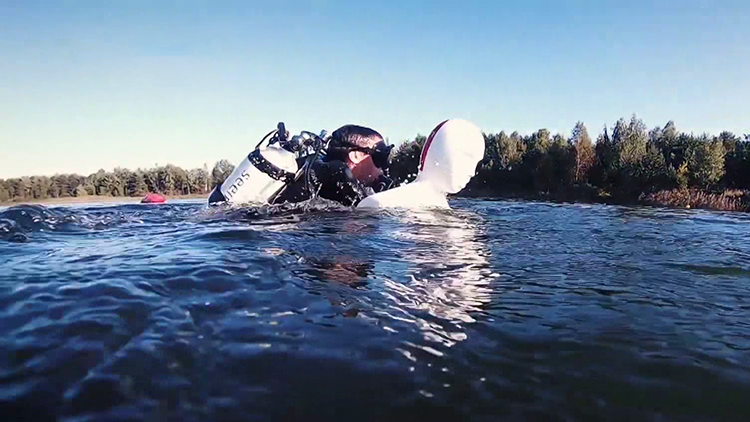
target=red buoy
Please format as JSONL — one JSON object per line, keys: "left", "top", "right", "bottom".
{"left": 141, "top": 193, "right": 167, "bottom": 204}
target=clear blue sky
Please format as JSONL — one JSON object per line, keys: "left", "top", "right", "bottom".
{"left": 1, "top": 0, "right": 748, "bottom": 178}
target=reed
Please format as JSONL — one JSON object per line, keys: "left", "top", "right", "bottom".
{"left": 640, "top": 189, "right": 750, "bottom": 212}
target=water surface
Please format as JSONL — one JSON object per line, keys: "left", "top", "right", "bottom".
{"left": 2, "top": 199, "right": 749, "bottom": 421}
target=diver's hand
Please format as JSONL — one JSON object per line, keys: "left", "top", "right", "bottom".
{"left": 372, "top": 175, "right": 394, "bottom": 193}
{"left": 316, "top": 160, "right": 368, "bottom": 206}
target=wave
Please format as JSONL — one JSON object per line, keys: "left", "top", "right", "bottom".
{"left": 0, "top": 204, "right": 142, "bottom": 243}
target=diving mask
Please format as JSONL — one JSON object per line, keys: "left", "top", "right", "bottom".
{"left": 333, "top": 140, "right": 394, "bottom": 169}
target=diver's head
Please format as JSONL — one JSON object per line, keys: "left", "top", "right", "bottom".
{"left": 416, "top": 119, "right": 485, "bottom": 194}
{"left": 327, "top": 124, "right": 393, "bottom": 185}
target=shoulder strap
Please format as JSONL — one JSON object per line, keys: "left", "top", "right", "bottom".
{"left": 247, "top": 149, "right": 296, "bottom": 183}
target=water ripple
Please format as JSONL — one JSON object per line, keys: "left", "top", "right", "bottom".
{"left": 1, "top": 199, "right": 749, "bottom": 421}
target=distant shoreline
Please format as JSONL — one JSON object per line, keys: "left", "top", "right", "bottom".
{"left": 0, "top": 193, "right": 208, "bottom": 207}
{"left": 3, "top": 190, "right": 749, "bottom": 213}
{"left": 457, "top": 186, "right": 750, "bottom": 213}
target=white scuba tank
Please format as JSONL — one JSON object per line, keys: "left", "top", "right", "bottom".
{"left": 357, "top": 118, "right": 485, "bottom": 209}
{"left": 217, "top": 143, "right": 299, "bottom": 205}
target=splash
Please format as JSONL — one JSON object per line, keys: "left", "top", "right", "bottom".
{"left": 203, "top": 196, "right": 354, "bottom": 223}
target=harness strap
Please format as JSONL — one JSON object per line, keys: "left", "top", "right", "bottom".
{"left": 248, "top": 149, "right": 296, "bottom": 183}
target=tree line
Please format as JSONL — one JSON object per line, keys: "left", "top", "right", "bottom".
{"left": 0, "top": 160, "right": 236, "bottom": 203}
{"left": 389, "top": 115, "right": 750, "bottom": 203}
{"left": 2, "top": 115, "right": 749, "bottom": 206}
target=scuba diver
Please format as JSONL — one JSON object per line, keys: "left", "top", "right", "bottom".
{"left": 270, "top": 124, "right": 394, "bottom": 206}
{"left": 207, "top": 123, "right": 394, "bottom": 207}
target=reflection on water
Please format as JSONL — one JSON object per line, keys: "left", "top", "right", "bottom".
{"left": 282, "top": 207, "right": 495, "bottom": 351}
{"left": 375, "top": 209, "right": 494, "bottom": 350}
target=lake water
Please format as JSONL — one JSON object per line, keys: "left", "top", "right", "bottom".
{"left": 2, "top": 198, "right": 749, "bottom": 421}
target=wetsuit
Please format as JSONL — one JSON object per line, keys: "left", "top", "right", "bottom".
{"left": 270, "top": 157, "right": 391, "bottom": 207}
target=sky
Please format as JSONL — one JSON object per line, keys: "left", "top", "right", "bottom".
{"left": 1, "top": 0, "right": 748, "bottom": 178}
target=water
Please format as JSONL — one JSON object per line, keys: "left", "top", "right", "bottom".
{"left": 2, "top": 198, "right": 750, "bottom": 421}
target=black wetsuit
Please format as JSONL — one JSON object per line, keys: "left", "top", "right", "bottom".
{"left": 271, "top": 158, "right": 387, "bottom": 207}
{"left": 208, "top": 154, "right": 392, "bottom": 207}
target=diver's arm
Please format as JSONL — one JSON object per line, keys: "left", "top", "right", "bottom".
{"left": 316, "top": 161, "right": 369, "bottom": 207}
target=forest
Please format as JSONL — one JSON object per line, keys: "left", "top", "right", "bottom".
{"left": 390, "top": 116, "right": 750, "bottom": 210}
{"left": 2, "top": 115, "right": 749, "bottom": 210}
{"left": 0, "top": 160, "right": 236, "bottom": 202}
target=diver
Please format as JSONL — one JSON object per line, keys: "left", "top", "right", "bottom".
{"left": 268, "top": 124, "right": 394, "bottom": 207}
{"left": 207, "top": 123, "right": 394, "bottom": 208}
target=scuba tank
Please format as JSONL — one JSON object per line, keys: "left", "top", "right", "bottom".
{"left": 208, "top": 123, "right": 329, "bottom": 206}
{"left": 208, "top": 123, "right": 298, "bottom": 206}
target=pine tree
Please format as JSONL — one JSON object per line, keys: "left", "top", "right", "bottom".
{"left": 126, "top": 171, "right": 147, "bottom": 196}
{"left": 570, "top": 121, "right": 595, "bottom": 184}
{"left": 389, "top": 135, "right": 426, "bottom": 186}
{"left": 690, "top": 136, "right": 725, "bottom": 189}
{"left": 211, "top": 160, "right": 235, "bottom": 189}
